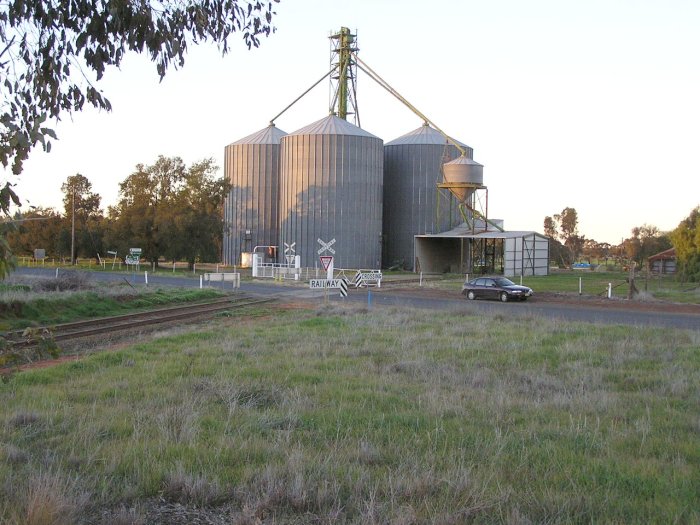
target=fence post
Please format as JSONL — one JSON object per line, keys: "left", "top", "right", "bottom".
{"left": 145, "top": 271, "right": 148, "bottom": 286}
{"left": 199, "top": 275, "right": 203, "bottom": 289}
{"left": 607, "top": 283, "right": 612, "bottom": 299}
{"left": 579, "top": 277, "right": 582, "bottom": 295}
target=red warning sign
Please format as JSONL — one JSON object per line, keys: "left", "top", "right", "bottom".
{"left": 320, "top": 255, "right": 333, "bottom": 271}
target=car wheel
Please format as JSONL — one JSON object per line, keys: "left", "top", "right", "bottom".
{"left": 500, "top": 292, "right": 509, "bottom": 303}
{"left": 467, "top": 290, "right": 476, "bottom": 300}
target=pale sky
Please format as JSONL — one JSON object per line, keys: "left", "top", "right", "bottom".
{"left": 6, "top": 0, "right": 699, "bottom": 245}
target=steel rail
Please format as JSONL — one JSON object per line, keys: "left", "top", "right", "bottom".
{"left": 3, "top": 296, "right": 238, "bottom": 341}
{"left": 3, "top": 296, "right": 273, "bottom": 348}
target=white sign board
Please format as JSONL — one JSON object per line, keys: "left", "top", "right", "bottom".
{"left": 129, "top": 247, "right": 142, "bottom": 255}
{"left": 309, "top": 279, "right": 344, "bottom": 289}
{"left": 354, "top": 270, "right": 382, "bottom": 288}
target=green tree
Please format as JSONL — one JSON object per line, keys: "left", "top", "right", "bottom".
{"left": 108, "top": 156, "right": 226, "bottom": 268}
{"left": 1, "top": 0, "right": 278, "bottom": 275}
{"left": 171, "top": 159, "right": 228, "bottom": 269}
{"left": 555, "top": 207, "right": 579, "bottom": 242}
{"left": 544, "top": 207, "right": 583, "bottom": 265}
{"left": 1, "top": 0, "right": 277, "bottom": 178}
{"left": 670, "top": 207, "right": 700, "bottom": 281}
{"left": 60, "top": 174, "right": 105, "bottom": 261}
{"left": 61, "top": 174, "right": 102, "bottom": 220}
{"left": 581, "top": 239, "right": 612, "bottom": 264}
{"left": 543, "top": 216, "right": 558, "bottom": 240}
{"left": 621, "top": 224, "right": 671, "bottom": 267}
{"left": 0, "top": 222, "right": 16, "bottom": 277}
{"left": 108, "top": 157, "right": 186, "bottom": 265}
{"left": 6, "top": 207, "right": 63, "bottom": 257}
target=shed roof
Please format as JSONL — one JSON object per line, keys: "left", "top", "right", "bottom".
{"left": 648, "top": 248, "right": 676, "bottom": 261}
{"left": 416, "top": 223, "right": 547, "bottom": 240}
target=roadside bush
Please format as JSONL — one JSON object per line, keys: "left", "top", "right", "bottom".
{"left": 678, "top": 253, "right": 700, "bottom": 282}
{"left": 31, "top": 272, "right": 93, "bottom": 292}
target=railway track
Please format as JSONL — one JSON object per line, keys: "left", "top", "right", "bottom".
{"left": 2, "top": 295, "right": 273, "bottom": 349}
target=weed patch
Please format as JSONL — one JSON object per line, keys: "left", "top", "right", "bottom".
{"left": 0, "top": 306, "right": 698, "bottom": 523}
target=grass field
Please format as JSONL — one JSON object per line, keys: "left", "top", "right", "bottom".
{"left": 0, "top": 279, "right": 225, "bottom": 331}
{"left": 427, "top": 270, "right": 700, "bottom": 304}
{"left": 1, "top": 303, "right": 698, "bottom": 524}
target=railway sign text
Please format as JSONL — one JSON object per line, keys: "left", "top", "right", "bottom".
{"left": 309, "top": 279, "right": 344, "bottom": 289}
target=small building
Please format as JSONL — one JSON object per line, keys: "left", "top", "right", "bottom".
{"left": 647, "top": 248, "right": 676, "bottom": 274}
{"left": 414, "top": 225, "right": 549, "bottom": 276}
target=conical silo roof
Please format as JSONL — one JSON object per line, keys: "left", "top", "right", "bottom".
{"left": 231, "top": 124, "right": 287, "bottom": 145}
{"left": 385, "top": 123, "right": 468, "bottom": 148}
{"left": 444, "top": 155, "right": 483, "bottom": 168}
{"left": 289, "top": 114, "right": 380, "bottom": 139}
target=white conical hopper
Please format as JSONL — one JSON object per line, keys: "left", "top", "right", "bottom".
{"left": 442, "top": 155, "right": 484, "bottom": 202}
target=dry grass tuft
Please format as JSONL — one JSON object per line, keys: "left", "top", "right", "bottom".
{"left": 356, "top": 440, "right": 383, "bottom": 466}
{"left": 2, "top": 443, "right": 29, "bottom": 464}
{"left": 16, "top": 471, "right": 90, "bottom": 525}
{"left": 8, "top": 411, "right": 42, "bottom": 429}
{"left": 200, "top": 380, "right": 286, "bottom": 413}
{"left": 240, "top": 451, "right": 343, "bottom": 520}
{"left": 162, "top": 466, "right": 229, "bottom": 506}
{"left": 155, "top": 396, "right": 200, "bottom": 444}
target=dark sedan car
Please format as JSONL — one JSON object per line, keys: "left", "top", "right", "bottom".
{"left": 461, "top": 276, "right": 533, "bottom": 302}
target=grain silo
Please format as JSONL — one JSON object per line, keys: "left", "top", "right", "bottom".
{"left": 278, "top": 114, "right": 383, "bottom": 269}
{"left": 222, "top": 124, "right": 287, "bottom": 266}
{"left": 382, "top": 123, "right": 473, "bottom": 269}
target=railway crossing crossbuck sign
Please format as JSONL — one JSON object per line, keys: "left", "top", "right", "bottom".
{"left": 317, "top": 238, "right": 336, "bottom": 255}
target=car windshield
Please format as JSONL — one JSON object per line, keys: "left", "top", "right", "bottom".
{"left": 494, "top": 277, "right": 516, "bottom": 287}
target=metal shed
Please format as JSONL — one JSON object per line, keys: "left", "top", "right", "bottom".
{"left": 415, "top": 225, "right": 549, "bottom": 276}
{"left": 647, "top": 248, "right": 676, "bottom": 274}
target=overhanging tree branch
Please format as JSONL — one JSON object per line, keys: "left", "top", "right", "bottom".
{"left": 1, "top": 0, "right": 278, "bottom": 193}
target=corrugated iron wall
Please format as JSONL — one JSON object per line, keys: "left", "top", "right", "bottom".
{"left": 223, "top": 141, "right": 281, "bottom": 265}
{"left": 278, "top": 127, "right": 383, "bottom": 269}
{"left": 382, "top": 135, "right": 466, "bottom": 269}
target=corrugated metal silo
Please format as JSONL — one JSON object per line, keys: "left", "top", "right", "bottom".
{"left": 222, "top": 124, "right": 287, "bottom": 266}
{"left": 443, "top": 155, "right": 484, "bottom": 201}
{"left": 382, "top": 123, "right": 473, "bottom": 269}
{"left": 279, "top": 115, "right": 383, "bottom": 269}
